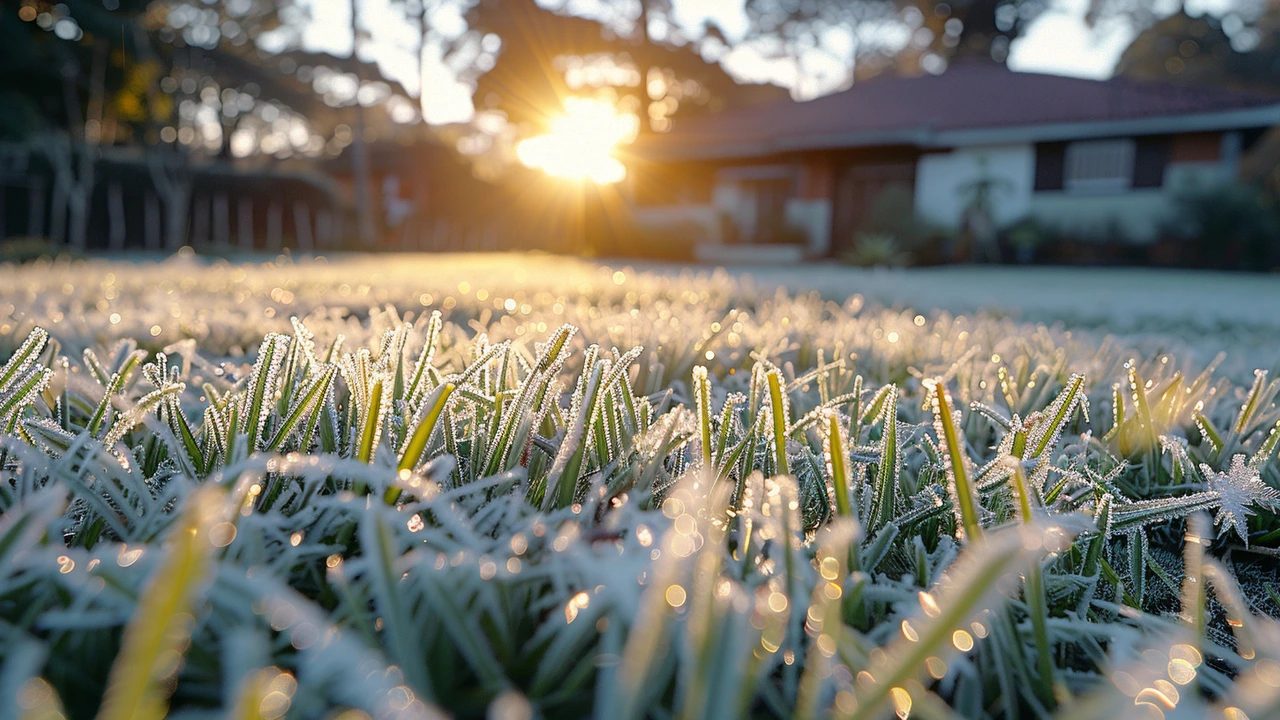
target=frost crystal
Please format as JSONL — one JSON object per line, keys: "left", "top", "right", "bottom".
{"left": 1202, "top": 454, "right": 1280, "bottom": 544}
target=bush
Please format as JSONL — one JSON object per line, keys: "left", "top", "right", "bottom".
{"left": 834, "top": 183, "right": 952, "bottom": 266}
{"left": 756, "top": 222, "right": 810, "bottom": 245}
{"left": 1002, "top": 217, "right": 1057, "bottom": 264}
{"left": 840, "top": 231, "right": 912, "bottom": 267}
{"left": 1169, "top": 182, "right": 1280, "bottom": 271}
{"left": 0, "top": 236, "right": 60, "bottom": 263}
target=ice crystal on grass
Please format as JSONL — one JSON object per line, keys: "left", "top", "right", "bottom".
{"left": 1203, "top": 454, "right": 1280, "bottom": 544}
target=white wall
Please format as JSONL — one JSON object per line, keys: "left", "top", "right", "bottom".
{"left": 785, "top": 198, "right": 832, "bottom": 256}
{"left": 1029, "top": 190, "right": 1167, "bottom": 242}
{"left": 914, "top": 141, "right": 1241, "bottom": 242}
{"left": 712, "top": 183, "right": 750, "bottom": 240}
{"left": 1164, "top": 161, "right": 1233, "bottom": 194}
{"left": 1029, "top": 161, "right": 1234, "bottom": 243}
{"left": 914, "top": 144, "right": 1035, "bottom": 229}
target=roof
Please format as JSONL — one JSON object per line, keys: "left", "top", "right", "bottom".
{"left": 634, "top": 61, "right": 1280, "bottom": 161}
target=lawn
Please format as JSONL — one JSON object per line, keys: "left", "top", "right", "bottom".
{"left": 3, "top": 252, "right": 1279, "bottom": 719}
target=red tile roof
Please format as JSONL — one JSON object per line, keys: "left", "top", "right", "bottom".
{"left": 635, "top": 61, "right": 1280, "bottom": 160}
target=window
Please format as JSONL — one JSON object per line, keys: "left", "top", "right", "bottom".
{"left": 715, "top": 165, "right": 797, "bottom": 244}
{"left": 1132, "top": 136, "right": 1170, "bottom": 188}
{"left": 1064, "top": 139, "right": 1135, "bottom": 193}
{"left": 1033, "top": 142, "right": 1066, "bottom": 191}
{"left": 742, "top": 177, "right": 793, "bottom": 242}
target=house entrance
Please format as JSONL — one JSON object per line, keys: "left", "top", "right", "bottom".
{"left": 829, "top": 157, "right": 917, "bottom": 258}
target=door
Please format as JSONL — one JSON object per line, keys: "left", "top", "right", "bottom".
{"left": 829, "top": 157, "right": 917, "bottom": 257}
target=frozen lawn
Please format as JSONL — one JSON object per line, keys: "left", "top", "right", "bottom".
{"left": 3, "top": 250, "right": 1280, "bottom": 718}
{"left": 2, "top": 252, "right": 1275, "bottom": 369}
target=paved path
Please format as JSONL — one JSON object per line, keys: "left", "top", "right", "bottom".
{"left": 622, "top": 261, "right": 1280, "bottom": 334}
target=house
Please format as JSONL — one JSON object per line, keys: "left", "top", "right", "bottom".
{"left": 624, "top": 60, "right": 1280, "bottom": 261}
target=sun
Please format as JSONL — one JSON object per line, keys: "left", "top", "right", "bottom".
{"left": 516, "top": 97, "right": 636, "bottom": 184}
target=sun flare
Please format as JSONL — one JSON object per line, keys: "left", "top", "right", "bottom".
{"left": 516, "top": 97, "right": 636, "bottom": 184}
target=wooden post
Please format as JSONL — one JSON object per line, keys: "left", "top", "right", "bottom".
{"left": 317, "top": 209, "right": 333, "bottom": 248}
{"left": 28, "top": 181, "right": 44, "bottom": 238}
{"left": 192, "top": 193, "right": 210, "bottom": 249}
{"left": 267, "top": 201, "right": 282, "bottom": 251}
{"left": 49, "top": 176, "right": 67, "bottom": 244}
{"left": 144, "top": 190, "right": 160, "bottom": 251}
{"left": 108, "top": 181, "right": 125, "bottom": 251}
{"left": 238, "top": 196, "right": 253, "bottom": 251}
{"left": 293, "top": 201, "right": 313, "bottom": 251}
{"left": 161, "top": 185, "right": 189, "bottom": 251}
{"left": 213, "top": 192, "right": 230, "bottom": 248}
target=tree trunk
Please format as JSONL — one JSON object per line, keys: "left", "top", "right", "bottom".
{"left": 268, "top": 201, "right": 282, "bottom": 251}
{"left": 636, "top": 0, "right": 655, "bottom": 133}
{"left": 213, "top": 192, "right": 230, "bottom": 248}
{"left": 145, "top": 191, "right": 160, "bottom": 251}
{"left": 956, "top": 0, "right": 1003, "bottom": 59}
{"left": 192, "top": 193, "right": 210, "bottom": 248}
{"left": 351, "top": 0, "right": 377, "bottom": 246}
{"left": 238, "top": 196, "right": 254, "bottom": 251}
{"left": 49, "top": 174, "right": 67, "bottom": 245}
{"left": 317, "top": 209, "right": 333, "bottom": 248}
{"left": 27, "top": 181, "right": 45, "bottom": 238}
{"left": 56, "top": 40, "right": 107, "bottom": 253}
{"left": 67, "top": 189, "right": 89, "bottom": 252}
{"left": 108, "top": 182, "right": 125, "bottom": 251}
{"left": 294, "top": 201, "right": 313, "bottom": 251}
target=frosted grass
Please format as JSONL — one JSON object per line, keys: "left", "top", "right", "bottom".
{"left": 0, "top": 252, "right": 1278, "bottom": 719}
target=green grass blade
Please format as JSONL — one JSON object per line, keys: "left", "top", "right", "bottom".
{"left": 389, "top": 382, "right": 456, "bottom": 504}
{"left": 844, "top": 521, "right": 1070, "bottom": 720}
{"left": 767, "top": 369, "right": 789, "bottom": 476}
{"left": 544, "top": 359, "right": 606, "bottom": 511}
{"left": 928, "top": 379, "right": 982, "bottom": 542}
{"left": 96, "top": 487, "right": 220, "bottom": 720}
{"left": 869, "top": 385, "right": 899, "bottom": 531}
{"left": 355, "top": 377, "right": 384, "bottom": 466}
{"left": 693, "top": 365, "right": 713, "bottom": 470}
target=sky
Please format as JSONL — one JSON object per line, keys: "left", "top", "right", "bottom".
{"left": 296, "top": 0, "right": 1235, "bottom": 126}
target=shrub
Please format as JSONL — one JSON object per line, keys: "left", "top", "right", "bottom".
{"left": 0, "top": 236, "right": 61, "bottom": 263}
{"left": 841, "top": 231, "right": 912, "bottom": 267}
{"left": 857, "top": 184, "right": 946, "bottom": 263}
{"left": 1169, "top": 182, "right": 1280, "bottom": 271}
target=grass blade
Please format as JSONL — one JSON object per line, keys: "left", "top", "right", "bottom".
{"left": 96, "top": 487, "right": 221, "bottom": 720}
{"left": 928, "top": 379, "right": 982, "bottom": 542}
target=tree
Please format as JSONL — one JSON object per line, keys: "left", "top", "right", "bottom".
{"left": 1113, "top": 8, "right": 1280, "bottom": 93}
{"left": 744, "top": 0, "right": 900, "bottom": 87}
{"left": 744, "top": 0, "right": 1056, "bottom": 83}
{"left": 349, "top": 0, "right": 376, "bottom": 245}
{"left": 454, "top": 0, "right": 788, "bottom": 138}
{"left": 3, "top": 0, "right": 424, "bottom": 249}
{"left": 47, "top": 38, "right": 109, "bottom": 252}
{"left": 2, "top": 0, "right": 154, "bottom": 249}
